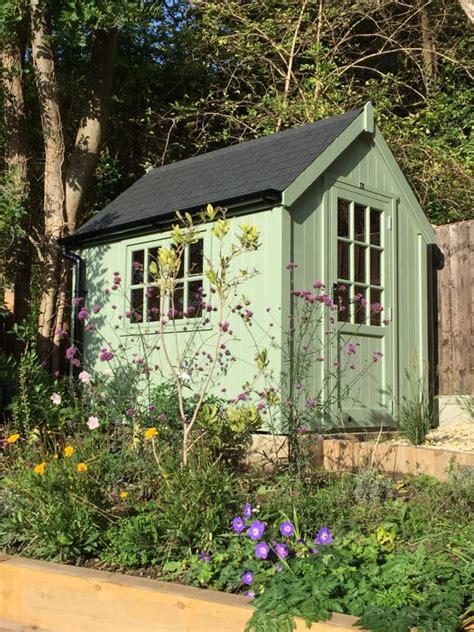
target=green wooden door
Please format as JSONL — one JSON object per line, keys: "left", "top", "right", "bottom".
{"left": 328, "top": 181, "right": 396, "bottom": 427}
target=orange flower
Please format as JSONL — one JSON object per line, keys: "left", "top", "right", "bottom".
{"left": 76, "top": 462, "right": 88, "bottom": 473}
{"left": 144, "top": 427, "right": 158, "bottom": 441}
{"left": 64, "top": 445, "right": 74, "bottom": 458}
{"left": 6, "top": 433, "right": 20, "bottom": 444}
{"left": 119, "top": 491, "right": 129, "bottom": 500}
{"left": 34, "top": 462, "right": 46, "bottom": 476}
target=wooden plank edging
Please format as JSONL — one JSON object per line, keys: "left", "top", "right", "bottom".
{"left": 0, "top": 556, "right": 363, "bottom": 632}
{"left": 323, "top": 439, "right": 474, "bottom": 481}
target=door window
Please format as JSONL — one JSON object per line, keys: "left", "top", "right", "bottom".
{"left": 334, "top": 198, "right": 384, "bottom": 326}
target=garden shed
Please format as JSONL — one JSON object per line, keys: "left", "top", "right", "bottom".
{"left": 64, "top": 102, "right": 439, "bottom": 430}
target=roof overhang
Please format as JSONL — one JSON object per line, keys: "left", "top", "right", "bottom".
{"left": 60, "top": 189, "right": 281, "bottom": 249}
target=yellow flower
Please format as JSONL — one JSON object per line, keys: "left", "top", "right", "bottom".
{"left": 144, "top": 427, "right": 158, "bottom": 441}
{"left": 76, "top": 462, "right": 88, "bottom": 473}
{"left": 6, "top": 433, "right": 20, "bottom": 444}
{"left": 34, "top": 462, "right": 46, "bottom": 476}
{"left": 64, "top": 445, "right": 74, "bottom": 458}
{"left": 119, "top": 491, "right": 128, "bottom": 500}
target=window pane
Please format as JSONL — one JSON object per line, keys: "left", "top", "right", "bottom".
{"left": 338, "top": 240, "right": 350, "bottom": 280}
{"left": 370, "top": 248, "right": 381, "bottom": 286}
{"left": 170, "top": 245, "right": 185, "bottom": 280}
{"left": 354, "top": 285, "right": 366, "bottom": 324}
{"left": 170, "top": 284, "right": 184, "bottom": 319}
{"left": 354, "top": 204, "right": 366, "bottom": 242}
{"left": 370, "top": 288, "right": 382, "bottom": 326}
{"left": 148, "top": 247, "right": 160, "bottom": 283}
{"left": 354, "top": 245, "right": 366, "bottom": 283}
{"left": 337, "top": 199, "right": 350, "bottom": 238}
{"left": 130, "top": 288, "right": 143, "bottom": 323}
{"left": 370, "top": 209, "right": 381, "bottom": 245}
{"left": 334, "top": 283, "right": 350, "bottom": 322}
{"left": 187, "top": 280, "right": 204, "bottom": 318}
{"left": 189, "top": 239, "right": 204, "bottom": 276}
{"left": 146, "top": 286, "right": 160, "bottom": 322}
{"left": 131, "top": 250, "right": 144, "bottom": 285}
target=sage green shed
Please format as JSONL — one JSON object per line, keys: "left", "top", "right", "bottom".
{"left": 64, "top": 102, "right": 439, "bottom": 430}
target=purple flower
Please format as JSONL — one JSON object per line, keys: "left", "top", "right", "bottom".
{"left": 243, "top": 503, "right": 253, "bottom": 519}
{"left": 77, "top": 307, "right": 89, "bottom": 320}
{"left": 279, "top": 521, "right": 295, "bottom": 537}
{"left": 65, "top": 346, "right": 77, "bottom": 360}
{"left": 313, "top": 280, "right": 325, "bottom": 289}
{"left": 247, "top": 520, "right": 265, "bottom": 541}
{"left": 71, "top": 297, "right": 84, "bottom": 306}
{"left": 242, "top": 571, "right": 254, "bottom": 586}
{"left": 92, "top": 303, "right": 102, "bottom": 314}
{"left": 244, "top": 590, "right": 255, "bottom": 599}
{"left": 314, "top": 527, "right": 333, "bottom": 545}
{"left": 99, "top": 348, "right": 114, "bottom": 362}
{"left": 198, "top": 551, "right": 212, "bottom": 563}
{"left": 286, "top": 262, "right": 298, "bottom": 270}
{"left": 305, "top": 399, "right": 317, "bottom": 409}
{"left": 372, "top": 351, "right": 383, "bottom": 363}
{"left": 346, "top": 342, "right": 357, "bottom": 355}
{"left": 218, "top": 321, "right": 230, "bottom": 332}
{"left": 275, "top": 543, "right": 289, "bottom": 559}
{"left": 255, "top": 541, "right": 270, "bottom": 559}
{"left": 237, "top": 392, "right": 247, "bottom": 402}
{"left": 232, "top": 516, "right": 246, "bottom": 534}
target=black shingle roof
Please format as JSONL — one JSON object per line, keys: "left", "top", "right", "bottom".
{"left": 70, "top": 108, "right": 363, "bottom": 243}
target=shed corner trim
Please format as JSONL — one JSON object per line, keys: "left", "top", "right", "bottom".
{"left": 282, "top": 106, "right": 369, "bottom": 208}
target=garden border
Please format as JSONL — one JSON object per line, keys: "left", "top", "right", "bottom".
{"left": 322, "top": 438, "right": 474, "bottom": 481}
{"left": 0, "top": 555, "right": 363, "bottom": 632}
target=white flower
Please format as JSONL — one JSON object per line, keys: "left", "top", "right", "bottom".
{"left": 50, "top": 393, "right": 61, "bottom": 406}
{"left": 178, "top": 371, "right": 191, "bottom": 382}
{"left": 86, "top": 416, "right": 100, "bottom": 430}
{"left": 78, "top": 370, "right": 91, "bottom": 384}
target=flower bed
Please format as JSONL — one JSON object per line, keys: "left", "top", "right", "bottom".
{"left": 0, "top": 556, "right": 361, "bottom": 632}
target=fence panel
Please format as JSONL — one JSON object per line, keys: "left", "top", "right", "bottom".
{"left": 435, "top": 220, "right": 473, "bottom": 395}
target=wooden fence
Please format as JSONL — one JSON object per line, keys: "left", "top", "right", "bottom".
{"left": 435, "top": 220, "right": 473, "bottom": 395}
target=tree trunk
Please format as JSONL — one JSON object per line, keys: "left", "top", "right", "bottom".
{"left": 65, "top": 28, "right": 118, "bottom": 232}
{"left": 420, "top": 4, "right": 437, "bottom": 90}
{"left": 458, "top": 0, "right": 474, "bottom": 23}
{"left": 30, "top": 0, "right": 66, "bottom": 367}
{"left": 0, "top": 38, "right": 32, "bottom": 354}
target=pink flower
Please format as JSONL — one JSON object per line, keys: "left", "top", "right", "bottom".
{"left": 286, "top": 262, "right": 298, "bottom": 270}
{"left": 92, "top": 304, "right": 102, "bottom": 314}
{"left": 77, "top": 307, "right": 89, "bottom": 320}
{"left": 78, "top": 371, "right": 91, "bottom": 384}
{"left": 72, "top": 297, "right": 84, "bottom": 306}
{"left": 372, "top": 351, "right": 383, "bottom": 363}
{"left": 50, "top": 393, "right": 61, "bottom": 406}
{"left": 65, "top": 346, "right": 77, "bottom": 360}
{"left": 86, "top": 416, "right": 100, "bottom": 430}
{"left": 99, "top": 348, "right": 114, "bottom": 362}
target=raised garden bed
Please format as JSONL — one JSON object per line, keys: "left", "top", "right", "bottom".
{"left": 0, "top": 556, "right": 362, "bottom": 632}
{"left": 323, "top": 438, "right": 474, "bottom": 482}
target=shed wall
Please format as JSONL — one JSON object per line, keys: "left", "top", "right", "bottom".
{"left": 80, "top": 207, "right": 286, "bottom": 425}
{"left": 290, "top": 132, "right": 435, "bottom": 427}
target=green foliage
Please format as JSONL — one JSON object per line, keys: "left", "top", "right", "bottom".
{"left": 352, "top": 468, "right": 396, "bottom": 505}
{"left": 396, "top": 374, "right": 433, "bottom": 445}
{"left": 0, "top": 447, "right": 114, "bottom": 562}
{"left": 247, "top": 542, "right": 472, "bottom": 632}
{"left": 102, "top": 457, "right": 241, "bottom": 566}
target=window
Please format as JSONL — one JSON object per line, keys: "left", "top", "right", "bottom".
{"left": 334, "top": 198, "right": 384, "bottom": 326}
{"left": 129, "top": 238, "right": 205, "bottom": 323}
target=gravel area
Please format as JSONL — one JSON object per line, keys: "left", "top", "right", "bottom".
{"left": 391, "top": 420, "right": 474, "bottom": 453}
